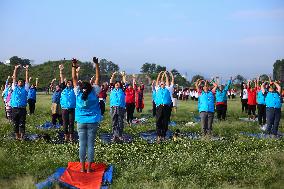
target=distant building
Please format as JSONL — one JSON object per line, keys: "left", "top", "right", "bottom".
{"left": 4, "top": 60, "right": 10, "bottom": 65}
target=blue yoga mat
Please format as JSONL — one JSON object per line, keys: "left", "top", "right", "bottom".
{"left": 240, "top": 132, "right": 282, "bottom": 139}
{"left": 169, "top": 121, "right": 177, "bottom": 126}
{"left": 37, "top": 121, "right": 61, "bottom": 130}
{"left": 51, "top": 131, "right": 79, "bottom": 144}
{"left": 100, "top": 133, "right": 133, "bottom": 144}
{"left": 7, "top": 133, "right": 40, "bottom": 141}
{"left": 139, "top": 130, "right": 173, "bottom": 143}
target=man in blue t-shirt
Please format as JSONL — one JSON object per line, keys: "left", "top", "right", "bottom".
{"left": 10, "top": 65, "right": 30, "bottom": 140}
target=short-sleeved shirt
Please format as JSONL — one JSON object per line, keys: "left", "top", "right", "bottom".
{"left": 247, "top": 88, "right": 257, "bottom": 105}
{"left": 74, "top": 85, "right": 102, "bottom": 124}
{"left": 10, "top": 83, "right": 30, "bottom": 108}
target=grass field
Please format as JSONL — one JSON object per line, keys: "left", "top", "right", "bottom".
{"left": 0, "top": 93, "right": 284, "bottom": 189}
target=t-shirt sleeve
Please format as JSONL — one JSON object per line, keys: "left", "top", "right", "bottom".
{"left": 12, "top": 83, "right": 16, "bottom": 90}
{"left": 74, "top": 86, "right": 80, "bottom": 96}
{"left": 25, "top": 83, "right": 30, "bottom": 92}
{"left": 93, "top": 85, "right": 101, "bottom": 95}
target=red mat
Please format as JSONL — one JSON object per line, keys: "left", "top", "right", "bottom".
{"left": 60, "top": 162, "right": 107, "bottom": 189}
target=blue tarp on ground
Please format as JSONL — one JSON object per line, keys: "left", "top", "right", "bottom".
{"left": 7, "top": 133, "right": 40, "bottom": 141}
{"left": 36, "top": 165, "right": 114, "bottom": 189}
{"left": 100, "top": 133, "right": 133, "bottom": 144}
{"left": 169, "top": 121, "right": 177, "bottom": 126}
{"left": 240, "top": 132, "right": 283, "bottom": 139}
{"left": 139, "top": 130, "right": 173, "bottom": 143}
{"left": 51, "top": 131, "right": 79, "bottom": 144}
{"left": 36, "top": 121, "right": 61, "bottom": 130}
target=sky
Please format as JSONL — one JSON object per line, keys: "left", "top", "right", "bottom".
{"left": 0, "top": 0, "right": 284, "bottom": 80}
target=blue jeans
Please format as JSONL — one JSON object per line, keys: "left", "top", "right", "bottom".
{"left": 77, "top": 123, "right": 99, "bottom": 163}
{"left": 266, "top": 108, "right": 281, "bottom": 135}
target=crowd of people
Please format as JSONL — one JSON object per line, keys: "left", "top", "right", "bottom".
{"left": 1, "top": 57, "right": 283, "bottom": 172}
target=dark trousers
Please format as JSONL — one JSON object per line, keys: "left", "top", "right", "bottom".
{"left": 200, "top": 111, "right": 214, "bottom": 135}
{"left": 62, "top": 108, "right": 75, "bottom": 134}
{"left": 152, "top": 101, "right": 156, "bottom": 117}
{"left": 12, "top": 108, "right": 27, "bottom": 134}
{"left": 168, "top": 102, "right": 173, "bottom": 122}
{"left": 241, "top": 99, "right": 248, "bottom": 113}
{"left": 156, "top": 105, "right": 170, "bottom": 137}
{"left": 266, "top": 108, "right": 281, "bottom": 135}
{"left": 52, "top": 113, "right": 63, "bottom": 126}
{"left": 248, "top": 105, "right": 256, "bottom": 116}
{"left": 126, "top": 103, "right": 135, "bottom": 123}
{"left": 111, "top": 106, "right": 125, "bottom": 137}
{"left": 216, "top": 104, "right": 227, "bottom": 120}
{"left": 257, "top": 104, "right": 266, "bottom": 125}
{"left": 99, "top": 100, "right": 106, "bottom": 116}
{"left": 28, "top": 99, "right": 36, "bottom": 114}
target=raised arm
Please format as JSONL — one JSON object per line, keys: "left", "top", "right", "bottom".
{"left": 260, "top": 82, "right": 266, "bottom": 94}
{"left": 24, "top": 65, "right": 29, "bottom": 84}
{"left": 274, "top": 81, "right": 281, "bottom": 93}
{"left": 121, "top": 71, "right": 126, "bottom": 84}
{"left": 156, "top": 71, "right": 163, "bottom": 88}
{"left": 211, "top": 81, "right": 218, "bottom": 93}
{"left": 5, "top": 76, "right": 10, "bottom": 88}
{"left": 169, "top": 71, "right": 174, "bottom": 86}
{"left": 59, "top": 64, "right": 64, "bottom": 84}
{"left": 72, "top": 58, "right": 78, "bottom": 88}
{"left": 110, "top": 72, "right": 117, "bottom": 84}
{"left": 13, "top": 65, "right": 20, "bottom": 84}
{"left": 164, "top": 72, "right": 170, "bottom": 87}
{"left": 253, "top": 80, "right": 257, "bottom": 89}
{"left": 93, "top": 57, "right": 100, "bottom": 85}
{"left": 132, "top": 74, "right": 136, "bottom": 86}
{"left": 195, "top": 79, "right": 201, "bottom": 91}
{"left": 35, "top": 78, "right": 39, "bottom": 88}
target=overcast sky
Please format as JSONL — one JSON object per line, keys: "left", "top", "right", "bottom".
{"left": 0, "top": 0, "right": 283, "bottom": 79}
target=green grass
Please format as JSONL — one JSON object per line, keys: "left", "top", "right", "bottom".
{"left": 0, "top": 93, "right": 284, "bottom": 189}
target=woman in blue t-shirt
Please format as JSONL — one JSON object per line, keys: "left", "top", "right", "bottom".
{"left": 59, "top": 64, "right": 76, "bottom": 142}
{"left": 10, "top": 65, "right": 30, "bottom": 140}
{"left": 72, "top": 57, "right": 102, "bottom": 173}
{"left": 27, "top": 77, "right": 38, "bottom": 115}
{"left": 195, "top": 79, "right": 218, "bottom": 136}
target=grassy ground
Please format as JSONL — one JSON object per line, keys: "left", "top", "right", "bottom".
{"left": 0, "top": 93, "right": 284, "bottom": 189}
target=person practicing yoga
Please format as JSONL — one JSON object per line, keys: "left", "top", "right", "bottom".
{"left": 195, "top": 79, "right": 218, "bottom": 136}
{"left": 247, "top": 80, "right": 257, "bottom": 120}
{"left": 50, "top": 78, "right": 63, "bottom": 127}
{"left": 59, "top": 63, "right": 76, "bottom": 142}
{"left": 256, "top": 77, "right": 267, "bottom": 127}
{"left": 109, "top": 71, "right": 126, "bottom": 142}
{"left": 151, "top": 80, "right": 157, "bottom": 117}
{"left": 215, "top": 77, "right": 232, "bottom": 121}
{"left": 27, "top": 77, "right": 38, "bottom": 115}
{"left": 98, "top": 82, "right": 109, "bottom": 116}
{"left": 263, "top": 79, "right": 282, "bottom": 137}
{"left": 10, "top": 65, "right": 30, "bottom": 140}
{"left": 240, "top": 82, "right": 248, "bottom": 113}
{"left": 125, "top": 74, "right": 136, "bottom": 125}
{"left": 72, "top": 57, "right": 102, "bottom": 173}
{"left": 2, "top": 76, "right": 12, "bottom": 121}
{"left": 134, "top": 79, "right": 145, "bottom": 113}
{"left": 155, "top": 71, "right": 172, "bottom": 143}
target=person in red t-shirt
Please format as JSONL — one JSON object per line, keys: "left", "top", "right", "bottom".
{"left": 98, "top": 82, "right": 109, "bottom": 116}
{"left": 134, "top": 76, "right": 145, "bottom": 113}
{"left": 247, "top": 80, "right": 257, "bottom": 120}
{"left": 125, "top": 75, "right": 136, "bottom": 125}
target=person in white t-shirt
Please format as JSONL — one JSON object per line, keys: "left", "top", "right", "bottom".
{"left": 240, "top": 82, "right": 248, "bottom": 113}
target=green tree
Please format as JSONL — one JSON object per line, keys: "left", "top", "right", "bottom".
{"left": 9, "top": 56, "right": 31, "bottom": 66}
{"left": 234, "top": 74, "right": 246, "bottom": 84}
{"left": 191, "top": 74, "right": 204, "bottom": 83}
{"left": 259, "top": 74, "right": 269, "bottom": 81}
{"left": 273, "top": 59, "right": 284, "bottom": 80}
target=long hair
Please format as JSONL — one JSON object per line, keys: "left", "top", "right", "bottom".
{"left": 81, "top": 81, "right": 92, "bottom": 101}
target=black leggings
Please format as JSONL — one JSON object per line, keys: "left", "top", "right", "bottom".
{"left": 28, "top": 99, "right": 36, "bottom": 114}
{"left": 126, "top": 103, "right": 135, "bottom": 123}
{"left": 156, "top": 105, "right": 171, "bottom": 137}
{"left": 216, "top": 104, "right": 227, "bottom": 120}
{"left": 257, "top": 104, "right": 266, "bottom": 125}
{"left": 12, "top": 108, "right": 27, "bottom": 134}
{"left": 241, "top": 99, "right": 248, "bottom": 113}
{"left": 62, "top": 108, "right": 75, "bottom": 134}
{"left": 99, "top": 100, "right": 106, "bottom": 115}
